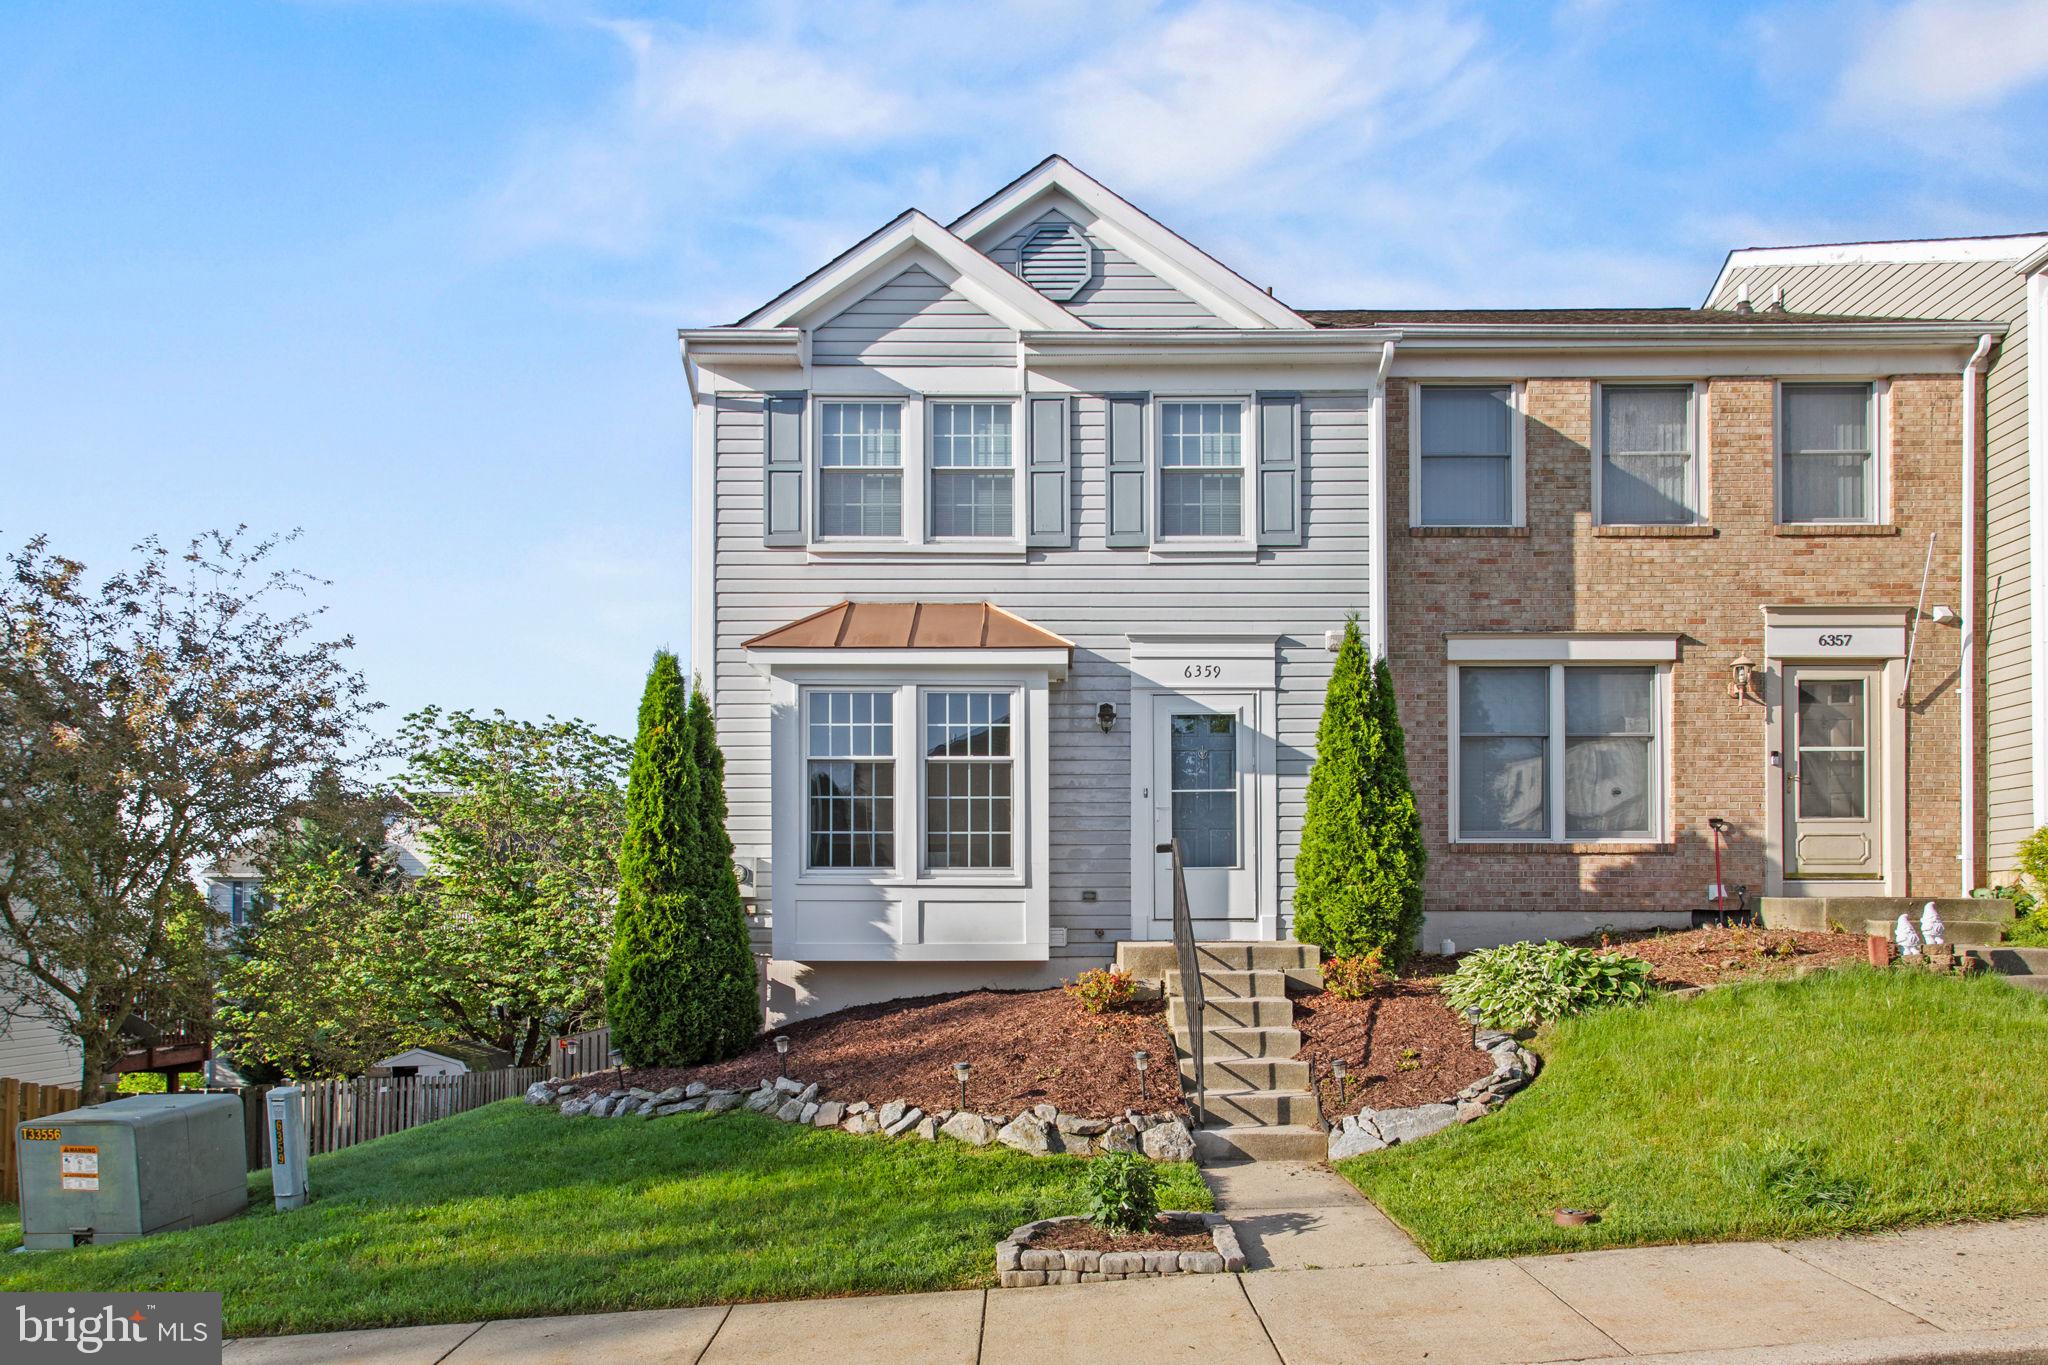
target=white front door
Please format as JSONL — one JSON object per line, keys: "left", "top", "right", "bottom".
{"left": 1784, "top": 665, "right": 1883, "bottom": 881}
{"left": 1150, "top": 692, "right": 1255, "bottom": 922}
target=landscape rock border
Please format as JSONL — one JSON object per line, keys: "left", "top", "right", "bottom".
{"left": 1327, "top": 1028, "right": 1539, "bottom": 1159}
{"left": 996, "top": 1214, "right": 1243, "bottom": 1287}
{"left": 523, "top": 1076, "right": 1197, "bottom": 1162}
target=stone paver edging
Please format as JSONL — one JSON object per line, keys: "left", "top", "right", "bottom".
{"left": 996, "top": 1213, "right": 1245, "bottom": 1287}
{"left": 1327, "top": 1027, "right": 1539, "bottom": 1159}
{"left": 525, "top": 1076, "right": 1198, "bottom": 1161}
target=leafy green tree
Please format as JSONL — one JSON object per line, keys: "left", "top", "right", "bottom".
{"left": 0, "top": 530, "right": 376, "bottom": 1099}
{"left": 388, "top": 707, "right": 629, "bottom": 1067}
{"left": 606, "top": 654, "right": 760, "bottom": 1067}
{"left": 1292, "top": 618, "right": 1428, "bottom": 964}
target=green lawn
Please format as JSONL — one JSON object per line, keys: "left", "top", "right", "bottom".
{"left": 1340, "top": 966, "right": 2048, "bottom": 1259}
{"left": 0, "top": 1103, "right": 1209, "bottom": 1337}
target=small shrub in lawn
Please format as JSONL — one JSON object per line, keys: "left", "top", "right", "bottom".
{"left": 1065, "top": 967, "right": 1136, "bottom": 1014}
{"left": 1718, "top": 1140, "right": 1866, "bottom": 1217}
{"left": 1321, "top": 949, "right": 1387, "bottom": 1000}
{"left": 1084, "top": 1152, "right": 1160, "bottom": 1233}
{"left": 1440, "top": 940, "right": 1653, "bottom": 1031}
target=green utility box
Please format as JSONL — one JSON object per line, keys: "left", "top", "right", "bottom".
{"left": 14, "top": 1092, "right": 247, "bottom": 1249}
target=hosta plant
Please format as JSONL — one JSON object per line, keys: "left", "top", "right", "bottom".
{"left": 1439, "top": 940, "right": 1653, "bottom": 1032}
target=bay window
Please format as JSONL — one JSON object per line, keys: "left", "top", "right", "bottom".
{"left": 1780, "top": 383, "right": 1877, "bottom": 524}
{"left": 924, "top": 690, "right": 1014, "bottom": 870}
{"left": 806, "top": 689, "right": 895, "bottom": 868}
{"left": 1453, "top": 662, "right": 1663, "bottom": 842}
{"left": 1158, "top": 400, "right": 1245, "bottom": 538}
{"left": 818, "top": 401, "right": 903, "bottom": 537}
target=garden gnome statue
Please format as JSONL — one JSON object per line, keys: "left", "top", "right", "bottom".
{"left": 1895, "top": 913, "right": 1923, "bottom": 957}
{"left": 1920, "top": 901, "right": 1945, "bottom": 946}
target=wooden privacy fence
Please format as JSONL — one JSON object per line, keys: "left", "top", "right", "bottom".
{"left": 1, "top": 1077, "right": 83, "bottom": 1202}
{"left": 550, "top": 1027, "right": 612, "bottom": 1080}
{"left": 227, "top": 1067, "right": 547, "bottom": 1172}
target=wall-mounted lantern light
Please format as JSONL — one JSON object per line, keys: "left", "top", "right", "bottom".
{"left": 1096, "top": 702, "right": 1118, "bottom": 734}
{"left": 1729, "top": 653, "right": 1758, "bottom": 703}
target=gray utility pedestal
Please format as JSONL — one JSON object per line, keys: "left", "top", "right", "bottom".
{"left": 14, "top": 1092, "right": 247, "bottom": 1249}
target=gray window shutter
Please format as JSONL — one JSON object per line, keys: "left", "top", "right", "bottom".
{"left": 1256, "top": 392, "right": 1302, "bottom": 547}
{"left": 763, "top": 394, "right": 805, "bottom": 547}
{"left": 1026, "top": 395, "right": 1071, "bottom": 548}
{"left": 1105, "top": 394, "right": 1149, "bottom": 548}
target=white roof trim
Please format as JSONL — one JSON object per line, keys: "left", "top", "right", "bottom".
{"left": 2019, "top": 241, "right": 2048, "bottom": 276}
{"left": 736, "top": 211, "right": 1084, "bottom": 334}
{"left": 745, "top": 647, "right": 1070, "bottom": 682}
{"left": 950, "top": 157, "right": 1309, "bottom": 331}
{"left": 1446, "top": 633, "right": 1680, "bottom": 663}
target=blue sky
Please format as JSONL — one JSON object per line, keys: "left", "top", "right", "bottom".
{"left": 6, "top": 0, "right": 2047, "bottom": 744}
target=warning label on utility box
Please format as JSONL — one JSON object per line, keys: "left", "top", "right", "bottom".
{"left": 60, "top": 1145, "right": 99, "bottom": 1191}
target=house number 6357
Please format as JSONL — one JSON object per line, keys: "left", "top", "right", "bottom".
{"left": 1183, "top": 664, "right": 1221, "bottom": 679}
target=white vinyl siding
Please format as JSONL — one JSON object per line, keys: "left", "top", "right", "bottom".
{"left": 1158, "top": 400, "right": 1245, "bottom": 538}
{"left": 1416, "top": 386, "right": 1517, "bottom": 526}
{"left": 929, "top": 403, "right": 1015, "bottom": 538}
{"left": 1780, "top": 383, "right": 1877, "bottom": 524}
{"left": 1598, "top": 385, "right": 1698, "bottom": 524}
{"left": 987, "top": 211, "right": 1229, "bottom": 328}
{"left": 811, "top": 266, "right": 1015, "bottom": 367}
{"left": 1453, "top": 664, "right": 1662, "bottom": 843}
{"left": 818, "top": 402, "right": 903, "bottom": 538}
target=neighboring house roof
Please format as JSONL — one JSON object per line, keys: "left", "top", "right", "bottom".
{"left": 1300, "top": 307, "right": 1971, "bottom": 327}
{"left": 744, "top": 601, "right": 1074, "bottom": 652}
{"left": 381, "top": 1041, "right": 514, "bottom": 1072}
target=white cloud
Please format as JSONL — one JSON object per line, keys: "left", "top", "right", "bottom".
{"left": 1836, "top": 0, "right": 2048, "bottom": 119}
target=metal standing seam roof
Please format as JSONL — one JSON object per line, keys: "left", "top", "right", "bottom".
{"left": 742, "top": 601, "right": 1074, "bottom": 652}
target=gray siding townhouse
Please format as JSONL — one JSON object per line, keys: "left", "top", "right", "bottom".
{"left": 686, "top": 158, "right": 2012, "bottom": 1024}
{"left": 1708, "top": 236, "right": 2048, "bottom": 880}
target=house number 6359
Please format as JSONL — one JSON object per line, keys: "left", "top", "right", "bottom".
{"left": 1183, "top": 664, "right": 1222, "bottom": 679}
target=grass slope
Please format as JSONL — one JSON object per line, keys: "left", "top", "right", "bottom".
{"left": 1339, "top": 967, "right": 2048, "bottom": 1259}
{"left": 0, "top": 1103, "right": 1209, "bottom": 1337}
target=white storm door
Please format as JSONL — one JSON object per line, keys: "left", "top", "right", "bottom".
{"left": 1785, "top": 666, "right": 1883, "bottom": 880}
{"left": 1151, "top": 693, "right": 1255, "bottom": 921}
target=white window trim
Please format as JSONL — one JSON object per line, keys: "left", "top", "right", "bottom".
{"left": 1592, "top": 382, "right": 1706, "bottom": 526}
{"left": 793, "top": 678, "right": 1030, "bottom": 890}
{"left": 811, "top": 396, "right": 918, "bottom": 546}
{"left": 1774, "top": 378, "right": 1890, "bottom": 526}
{"left": 1408, "top": 381, "right": 1527, "bottom": 528}
{"left": 923, "top": 396, "right": 1024, "bottom": 546}
{"left": 1153, "top": 394, "right": 1256, "bottom": 550}
{"left": 1446, "top": 658, "right": 1671, "bottom": 845}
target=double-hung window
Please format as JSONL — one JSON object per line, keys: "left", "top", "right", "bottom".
{"left": 1599, "top": 385, "right": 1698, "bottom": 524}
{"left": 928, "top": 402, "right": 1014, "bottom": 538}
{"left": 923, "top": 690, "right": 1014, "bottom": 870}
{"left": 1158, "top": 400, "right": 1245, "bottom": 538}
{"left": 805, "top": 690, "right": 895, "bottom": 868}
{"left": 1780, "top": 383, "right": 1877, "bottom": 523}
{"left": 818, "top": 402, "right": 903, "bottom": 537}
{"left": 1454, "top": 664, "right": 1661, "bottom": 842}
{"left": 1417, "top": 386, "right": 1516, "bottom": 526}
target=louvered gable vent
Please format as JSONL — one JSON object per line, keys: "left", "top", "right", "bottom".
{"left": 1017, "top": 220, "right": 1093, "bottom": 300}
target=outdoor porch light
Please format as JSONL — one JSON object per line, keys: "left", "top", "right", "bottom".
{"left": 773, "top": 1034, "right": 790, "bottom": 1077}
{"left": 1331, "top": 1057, "right": 1349, "bottom": 1107}
{"left": 952, "top": 1061, "right": 971, "bottom": 1110}
{"left": 1132, "top": 1049, "right": 1150, "bottom": 1100}
{"left": 1729, "top": 653, "right": 1757, "bottom": 703}
{"left": 1096, "top": 702, "right": 1118, "bottom": 734}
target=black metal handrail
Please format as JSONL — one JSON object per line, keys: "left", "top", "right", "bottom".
{"left": 1157, "top": 839, "right": 1205, "bottom": 1128}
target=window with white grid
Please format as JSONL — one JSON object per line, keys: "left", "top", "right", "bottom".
{"left": 929, "top": 402, "right": 1014, "bottom": 538}
{"left": 1158, "top": 401, "right": 1244, "bottom": 538}
{"left": 818, "top": 402, "right": 903, "bottom": 537}
{"left": 806, "top": 690, "right": 895, "bottom": 868}
{"left": 923, "top": 690, "right": 1014, "bottom": 870}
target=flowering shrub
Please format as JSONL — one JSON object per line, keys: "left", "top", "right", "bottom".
{"left": 1321, "top": 949, "right": 1387, "bottom": 1000}
{"left": 1439, "top": 940, "right": 1652, "bottom": 1031}
{"left": 1065, "top": 967, "right": 1136, "bottom": 1014}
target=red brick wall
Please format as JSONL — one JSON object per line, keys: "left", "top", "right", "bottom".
{"left": 1386, "top": 376, "right": 1968, "bottom": 919}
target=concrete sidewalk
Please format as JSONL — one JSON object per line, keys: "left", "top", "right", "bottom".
{"left": 221, "top": 1212, "right": 2048, "bottom": 1364}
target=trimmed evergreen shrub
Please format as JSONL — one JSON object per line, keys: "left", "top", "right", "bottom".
{"left": 1292, "top": 618, "right": 1428, "bottom": 963}
{"left": 604, "top": 653, "right": 762, "bottom": 1066}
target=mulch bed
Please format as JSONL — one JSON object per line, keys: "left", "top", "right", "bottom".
{"left": 591, "top": 988, "right": 1186, "bottom": 1118}
{"left": 1026, "top": 1219, "right": 1214, "bottom": 1254}
{"left": 1293, "top": 978, "right": 1498, "bottom": 1120}
{"left": 1575, "top": 925, "right": 1869, "bottom": 989}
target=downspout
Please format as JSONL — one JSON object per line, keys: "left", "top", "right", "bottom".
{"left": 1369, "top": 338, "right": 1398, "bottom": 661}
{"left": 1961, "top": 332, "right": 1996, "bottom": 893}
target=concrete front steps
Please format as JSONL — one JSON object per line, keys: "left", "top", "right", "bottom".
{"left": 1966, "top": 944, "right": 2048, "bottom": 994}
{"left": 1114, "top": 940, "right": 1326, "bottom": 1163}
{"left": 1761, "top": 895, "right": 2014, "bottom": 948}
